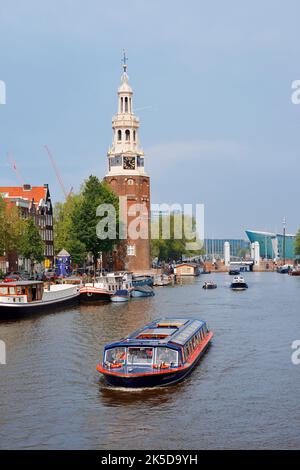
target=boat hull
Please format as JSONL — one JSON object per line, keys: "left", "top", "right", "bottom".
{"left": 80, "top": 291, "right": 111, "bottom": 302}
{"left": 0, "top": 293, "right": 80, "bottom": 318}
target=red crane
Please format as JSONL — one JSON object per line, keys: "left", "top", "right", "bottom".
{"left": 7, "top": 152, "right": 24, "bottom": 186}
{"left": 44, "top": 145, "right": 73, "bottom": 199}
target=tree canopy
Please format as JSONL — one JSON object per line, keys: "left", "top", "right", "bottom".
{"left": 53, "top": 175, "right": 120, "bottom": 266}
{"left": 0, "top": 194, "right": 25, "bottom": 256}
{"left": 19, "top": 217, "right": 44, "bottom": 268}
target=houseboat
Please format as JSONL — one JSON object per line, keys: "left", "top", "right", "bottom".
{"left": 96, "top": 317, "right": 213, "bottom": 388}
{"left": 153, "top": 274, "right": 173, "bottom": 286}
{"left": 0, "top": 280, "right": 80, "bottom": 316}
{"left": 80, "top": 272, "right": 133, "bottom": 303}
{"left": 174, "top": 263, "right": 200, "bottom": 277}
{"left": 230, "top": 275, "right": 248, "bottom": 291}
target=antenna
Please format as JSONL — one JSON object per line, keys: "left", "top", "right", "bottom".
{"left": 44, "top": 145, "right": 73, "bottom": 199}
{"left": 122, "top": 49, "right": 128, "bottom": 72}
{"left": 7, "top": 152, "right": 24, "bottom": 186}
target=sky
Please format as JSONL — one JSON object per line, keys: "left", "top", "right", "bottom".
{"left": 0, "top": 0, "right": 300, "bottom": 238}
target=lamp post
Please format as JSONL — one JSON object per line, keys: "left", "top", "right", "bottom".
{"left": 283, "top": 217, "right": 286, "bottom": 266}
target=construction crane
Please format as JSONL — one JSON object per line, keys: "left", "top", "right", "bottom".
{"left": 7, "top": 152, "right": 24, "bottom": 186}
{"left": 44, "top": 145, "right": 73, "bottom": 199}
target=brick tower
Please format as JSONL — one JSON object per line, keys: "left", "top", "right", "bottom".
{"left": 104, "top": 54, "right": 151, "bottom": 272}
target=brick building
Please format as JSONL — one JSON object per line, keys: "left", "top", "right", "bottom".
{"left": 104, "top": 57, "right": 151, "bottom": 272}
{"left": 0, "top": 184, "right": 54, "bottom": 271}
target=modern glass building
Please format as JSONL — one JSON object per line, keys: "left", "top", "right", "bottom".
{"left": 245, "top": 230, "right": 296, "bottom": 260}
{"left": 204, "top": 239, "right": 250, "bottom": 258}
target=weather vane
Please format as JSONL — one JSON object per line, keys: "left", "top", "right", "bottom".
{"left": 122, "top": 49, "right": 128, "bottom": 72}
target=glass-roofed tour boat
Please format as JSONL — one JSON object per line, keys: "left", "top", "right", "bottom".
{"left": 96, "top": 318, "right": 213, "bottom": 388}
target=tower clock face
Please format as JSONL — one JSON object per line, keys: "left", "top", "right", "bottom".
{"left": 123, "top": 156, "right": 136, "bottom": 170}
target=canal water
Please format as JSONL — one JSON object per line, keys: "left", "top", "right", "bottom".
{"left": 0, "top": 272, "right": 299, "bottom": 449}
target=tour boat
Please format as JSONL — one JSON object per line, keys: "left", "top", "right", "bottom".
{"left": 130, "top": 285, "right": 155, "bottom": 298}
{"left": 80, "top": 272, "right": 133, "bottom": 303}
{"left": 0, "top": 280, "right": 80, "bottom": 317}
{"left": 96, "top": 317, "right": 213, "bottom": 388}
{"left": 202, "top": 281, "right": 217, "bottom": 290}
{"left": 230, "top": 275, "right": 248, "bottom": 291}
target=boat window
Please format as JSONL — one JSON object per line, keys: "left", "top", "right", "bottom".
{"left": 127, "top": 347, "right": 153, "bottom": 365}
{"left": 0, "top": 286, "right": 8, "bottom": 295}
{"left": 156, "top": 347, "right": 178, "bottom": 366}
{"left": 105, "top": 347, "right": 126, "bottom": 365}
{"left": 9, "top": 287, "right": 16, "bottom": 295}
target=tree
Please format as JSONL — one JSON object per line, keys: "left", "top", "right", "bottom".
{"left": 20, "top": 217, "right": 44, "bottom": 272}
{"left": 72, "top": 176, "right": 120, "bottom": 266}
{"left": 295, "top": 229, "right": 300, "bottom": 257}
{"left": 151, "top": 213, "right": 204, "bottom": 262}
{"left": 0, "top": 194, "right": 25, "bottom": 256}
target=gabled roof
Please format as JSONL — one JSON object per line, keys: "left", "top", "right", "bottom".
{"left": 0, "top": 185, "right": 49, "bottom": 206}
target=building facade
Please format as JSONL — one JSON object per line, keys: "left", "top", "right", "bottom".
{"left": 204, "top": 239, "right": 250, "bottom": 258}
{"left": 0, "top": 184, "right": 54, "bottom": 271}
{"left": 104, "top": 59, "right": 151, "bottom": 272}
{"left": 245, "top": 229, "right": 295, "bottom": 260}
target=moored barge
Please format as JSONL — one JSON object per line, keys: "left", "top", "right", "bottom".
{"left": 0, "top": 280, "right": 80, "bottom": 317}
{"left": 96, "top": 317, "right": 213, "bottom": 387}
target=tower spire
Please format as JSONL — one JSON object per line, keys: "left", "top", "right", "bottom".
{"left": 122, "top": 49, "right": 128, "bottom": 73}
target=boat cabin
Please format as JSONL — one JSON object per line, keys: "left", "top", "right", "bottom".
{"left": 102, "top": 318, "right": 210, "bottom": 371}
{"left": 0, "top": 281, "right": 44, "bottom": 304}
{"left": 174, "top": 263, "right": 200, "bottom": 277}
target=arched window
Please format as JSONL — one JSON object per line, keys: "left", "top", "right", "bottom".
{"left": 133, "top": 130, "right": 136, "bottom": 141}
{"left": 117, "top": 130, "right": 122, "bottom": 141}
{"left": 129, "top": 98, "right": 132, "bottom": 113}
{"left": 127, "top": 178, "right": 134, "bottom": 186}
{"left": 121, "top": 97, "right": 123, "bottom": 113}
{"left": 125, "top": 97, "right": 128, "bottom": 112}
{"left": 125, "top": 129, "right": 130, "bottom": 141}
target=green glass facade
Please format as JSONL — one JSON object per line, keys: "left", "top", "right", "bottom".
{"left": 245, "top": 230, "right": 295, "bottom": 259}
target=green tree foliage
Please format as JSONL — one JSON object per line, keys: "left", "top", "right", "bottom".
{"left": 0, "top": 194, "right": 25, "bottom": 256}
{"left": 53, "top": 176, "right": 120, "bottom": 267}
{"left": 295, "top": 229, "right": 300, "bottom": 257}
{"left": 151, "top": 213, "right": 204, "bottom": 261}
{"left": 20, "top": 217, "right": 44, "bottom": 270}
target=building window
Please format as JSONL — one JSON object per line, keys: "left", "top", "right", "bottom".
{"left": 127, "top": 245, "right": 136, "bottom": 256}
{"left": 125, "top": 129, "right": 130, "bottom": 141}
{"left": 121, "top": 97, "right": 123, "bottom": 112}
{"left": 133, "top": 130, "right": 136, "bottom": 141}
{"left": 125, "top": 97, "right": 128, "bottom": 112}
{"left": 117, "top": 130, "right": 122, "bottom": 141}
{"left": 127, "top": 179, "right": 134, "bottom": 185}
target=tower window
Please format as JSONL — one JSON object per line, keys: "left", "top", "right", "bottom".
{"left": 125, "top": 97, "right": 128, "bottom": 112}
{"left": 125, "top": 129, "right": 130, "bottom": 141}
{"left": 127, "top": 245, "right": 136, "bottom": 256}
{"left": 121, "top": 97, "right": 123, "bottom": 113}
{"left": 133, "top": 130, "right": 136, "bottom": 141}
{"left": 127, "top": 178, "right": 134, "bottom": 185}
{"left": 117, "top": 130, "right": 122, "bottom": 141}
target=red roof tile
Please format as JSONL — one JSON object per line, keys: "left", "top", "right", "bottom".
{"left": 0, "top": 186, "right": 48, "bottom": 204}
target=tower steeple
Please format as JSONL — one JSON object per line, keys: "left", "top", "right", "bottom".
{"left": 106, "top": 52, "right": 146, "bottom": 177}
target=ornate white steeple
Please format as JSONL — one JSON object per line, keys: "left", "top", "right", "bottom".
{"left": 106, "top": 51, "right": 146, "bottom": 176}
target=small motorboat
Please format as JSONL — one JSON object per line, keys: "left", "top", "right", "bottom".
{"left": 132, "top": 275, "right": 154, "bottom": 287}
{"left": 96, "top": 317, "right": 213, "bottom": 388}
{"left": 153, "top": 274, "right": 173, "bottom": 286}
{"left": 111, "top": 289, "right": 130, "bottom": 302}
{"left": 289, "top": 268, "right": 300, "bottom": 276}
{"left": 131, "top": 285, "right": 155, "bottom": 298}
{"left": 202, "top": 281, "right": 217, "bottom": 290}
{"left": 230, "top": 275, "right": 248, "bottom": 291}
{"left": 229, "top": 268, "right": 240, "bottom": 275}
